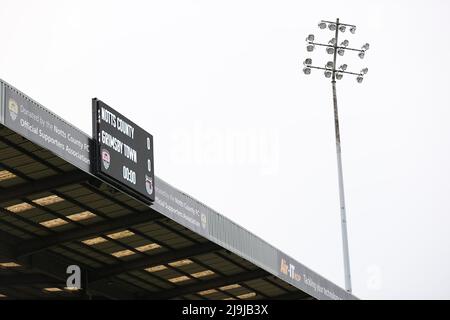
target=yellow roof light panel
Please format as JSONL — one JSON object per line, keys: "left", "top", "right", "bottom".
{"left": 40, "top": 218, "right": 68, "bottom": 228}
{"left": 0, "top": 262, "right": 21, "bottom": 268}
{"left": 0, "top": 170, "right": 16, "bottom": 181}
{"left": 82, "top": 237, "right": 107, "bottom": 246}
{"left": 33, "top": 195, "right": 64, "bottom": 206}
{"left": 237, "top": 292, "right": 256, "bottom": 299}
{"left": 135, "top": 243, "right": 161, "bottom": 252}
{"left": 145, "top": 265, "right": 167, "bottom": 273}
{"left": 6, "top": 202, "right": 34, "bottom": 213}
{"left": 198, "top": 289, "right": 218, "bottom": 296}
{"left": 68, "top": 211, "right": 96, "bottom": 222}
{"left": 43, "top": 288, "right": 63, "bottom": 292}
{"left": 191, "top": 270, "right": 215, "bottom": 279}
{"left": 223, "top": 297, "right": 236, "bottom": 300}
{"left": 107, "top": 230, "right": 135, "bottom": 240}
{"left": 168, "top": 259, "right": 193, "bottom": 267}
{"left": 168, "top": 275, "right": 191, "bottom": 283}
{"left": 111, "top": 249, "right": 135, "bottom": 258}
{"left": 220, "top": 284, "right": 241, "bottom": 291}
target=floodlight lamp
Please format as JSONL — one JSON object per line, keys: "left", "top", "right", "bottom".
{"left": 362, "top": 43, "right": 370, "bottom": 50}
{"left": 326, "top": 47, "right": 334, "bottom": 54}
{"left": 324, "top": 70, "right": 332, "bottom": 78}
{"left": 326, "top": 61, "right": 334, "bottom": 69}
{"left": 338, "top": 48, "right": 345, "bottom": 56}
{"left": 336, "top": 73, "right": 343, "bottom": 80}
{"left": 358, "top": 51, "right": 365, "bottom": 59}
{"left": 339, "top": 25, "right": 346, "bottom": 32}
{"left": 306, "top": 34, "right": 315, "bottom": 42}
{"left": 340, "top": 64, "right": 348, "bottom": 71}
{"left": 303, "top": 58, "right": 312, "bottom": 66}
{"left": 361, "top": 67, "right": 368, "bottom": 75}
{"left": 318, "top": 22, "right": 327, "bottom": 29}
{"left": 340, "top": 40, "right": 349, "bottom": 47}
{"left": 307, "top": 44, "right": 315, "bottom": 52}
{"left": 350, "top": 26, "right": 356, "bottom": 34}
{"left": 329, "top": 23, "right": 336, "bottom": 31}
{"left": 356, "top": 76, "right": 363, "bottom": 83}
{"left": 303, "top": 67, "right": 311, "bottom": 75}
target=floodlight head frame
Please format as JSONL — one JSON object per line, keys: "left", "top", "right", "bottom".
{"left": 303, "top": 18, "right": 369, "bottom": 83}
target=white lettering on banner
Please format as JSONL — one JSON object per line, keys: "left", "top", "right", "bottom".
{"left": 66, "top": 146, "right": 90, "bottom": 165}
{"left": 101, "top": 130, "right": 123, "bottom": 154}
{"left": 38, "top": 129, "right": 65, "bottom": 150}
{"left": 20, "top": 105, "right": 39, "bottom": 123}
{"left": 5, "top": 87, "right": 91, "bottom": 172}
{"left": 155, "top": 186, "right": 201, "bottom": 229}
{"left": 20, "top": 118, "right": 38, "bottom": 135}
{"left": 68, "top": 134, "right": 84, "bottom": 150}
{"left": 53, "top": 125, "right": 67, "bottom": 139}
{"left": 302, "top": 274, "right": 342, "bottom": 300}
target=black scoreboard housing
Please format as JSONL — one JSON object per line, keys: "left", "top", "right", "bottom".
{"left": 92, "top": 98, "right": 155, "bottom": 204}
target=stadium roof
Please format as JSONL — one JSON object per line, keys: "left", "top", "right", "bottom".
{"left": 0, "top": 79, "right": 356, "bottom": 300}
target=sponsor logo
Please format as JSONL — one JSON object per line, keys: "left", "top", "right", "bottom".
{"left": 101, "top": 149, "right": 111, "bottom": 170}
{"left": 280, "top": 258, "right": 301, "bottom": 282}
{"left": 8, "top": 98, "right": 19, "bottom": 121}
{"left": 145, "top": 175, "right": 153, "bottom": 195}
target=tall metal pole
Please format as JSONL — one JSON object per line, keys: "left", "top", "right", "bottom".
{"left": 304, "top": 17, "right": 369, "bottom": 294}
{"left": 331, "top": 18, "right": 352, "bottom": 293}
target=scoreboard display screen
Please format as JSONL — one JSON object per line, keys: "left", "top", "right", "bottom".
{"left": 92, "top": 98, "right": 155, "bottom": 203}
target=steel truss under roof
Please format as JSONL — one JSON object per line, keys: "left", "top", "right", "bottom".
{"left": 0, "top": 79, "right": 356, "bottom": 300}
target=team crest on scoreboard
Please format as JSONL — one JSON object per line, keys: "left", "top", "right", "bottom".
{"left": 101, "top": 149, "right": 111, "bottom": 170}
{"left": 8, "top": 98, "right": 19, "bottom": 121}
{"left": 145, "top": 175, "right": 153, "bottom": 195}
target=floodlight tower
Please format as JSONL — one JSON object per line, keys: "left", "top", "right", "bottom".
{"left": 302, "top": 18, "right": 370, "bottom": 293}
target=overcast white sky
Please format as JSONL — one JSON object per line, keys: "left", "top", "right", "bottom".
{"left": 1, "top": 0, "right": 450, "bottom": 299}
